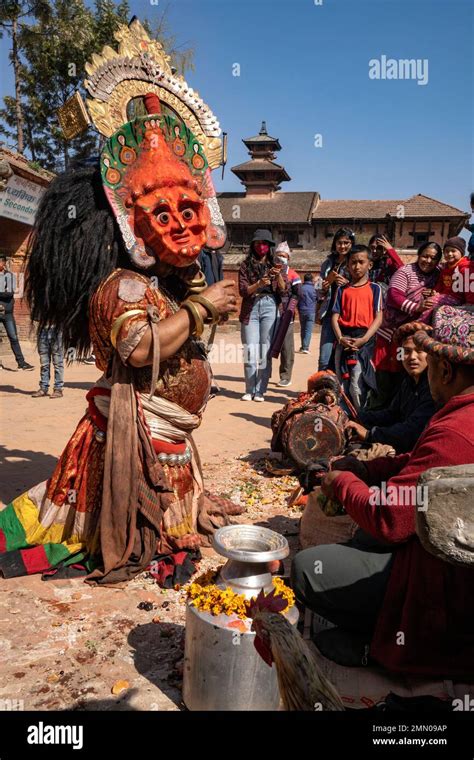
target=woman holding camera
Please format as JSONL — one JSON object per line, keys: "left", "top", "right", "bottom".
{"left": 239, "top": 229, "right": 286, "bottom": 401}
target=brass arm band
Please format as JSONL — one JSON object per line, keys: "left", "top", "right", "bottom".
{"left": 110, "top": 309, "right": 147, "bottom": 348}
{"left": 181, "top": 300, "right": 204, "bottom": 338}
{"left": 184, "top": 271, "right": 207, "bottom": 295}
{"left": 188, "top": 294, "right": 220, "bottom": 325}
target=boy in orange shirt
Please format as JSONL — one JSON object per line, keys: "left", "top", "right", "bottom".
{"left": 332, "top": 245, "right": 383, "bottom": 411}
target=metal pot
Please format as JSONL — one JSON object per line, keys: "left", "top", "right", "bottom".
{"left": 182, "top": 525, "right": 299, "bottom": 711}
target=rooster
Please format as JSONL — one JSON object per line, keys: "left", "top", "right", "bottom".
{"left": 246, "top": 590, "right": 344, "bottom": 712}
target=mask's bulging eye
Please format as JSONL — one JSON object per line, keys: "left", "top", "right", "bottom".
{"left": 182, "top": 208, "right": 195, "bottom": 222}
{"left": 157, "top": 211, "right": 170, "bottom": 225}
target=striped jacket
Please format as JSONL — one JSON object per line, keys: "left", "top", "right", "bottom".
{"left": 377, "top": 262, "right": 438, "bottom": 341}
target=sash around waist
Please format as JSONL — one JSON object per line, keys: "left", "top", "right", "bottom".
{"left": 87, "top": 376, "right": 201, "bottom": 444}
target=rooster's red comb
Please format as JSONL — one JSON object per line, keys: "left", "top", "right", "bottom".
{"left": 245, "top": 588, "right": 289, "bottom": 619}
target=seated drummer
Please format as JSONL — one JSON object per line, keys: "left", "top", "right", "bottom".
{"left": 292, "top": 305, "right": 474, "bottom": 678}
{"left": 345, "top": 323, "right": 435, "bottom": 453}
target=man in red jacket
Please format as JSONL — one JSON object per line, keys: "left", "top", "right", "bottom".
{"left": 292, "top": 304, "right": 474, "bottom": 678}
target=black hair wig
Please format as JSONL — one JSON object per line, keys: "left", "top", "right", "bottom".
{"left": 25, "top": 166, "right": 130, "bottom": 359}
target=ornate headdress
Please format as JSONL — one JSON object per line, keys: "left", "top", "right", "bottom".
{"left": 413, "top": 305, "right": 474, "bottom": 364}
{"left": 58, "top": 18, "right": 227, "bottom": 269}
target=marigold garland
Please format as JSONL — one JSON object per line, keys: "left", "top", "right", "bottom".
{"left": 186, "top": 567, "right": 295, "bottom": 620}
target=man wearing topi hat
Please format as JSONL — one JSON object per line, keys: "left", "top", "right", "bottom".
{"left": 292, "top": 304, "right": 474, "bottom": 678}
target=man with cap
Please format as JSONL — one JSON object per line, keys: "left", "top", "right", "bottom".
{"left": 292, "top": 304, "right": 474, "bottom": 678}
{"left": 273, "top": 241, "right": 301, "bottom": 387}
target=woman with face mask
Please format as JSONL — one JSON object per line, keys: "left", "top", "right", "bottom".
{"left": 238, "top": 229, "right": 286, "bottom": 401}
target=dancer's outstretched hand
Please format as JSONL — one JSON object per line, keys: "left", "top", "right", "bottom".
{"left": 202, "top": 279, "right": 238, "bottom": 316}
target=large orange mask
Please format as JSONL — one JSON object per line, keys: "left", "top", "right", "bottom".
{"left": 133, "top": 185, "right": 209, "bottom": 268}
{"left": 100, "top": 101, "right": 226, "bottom": 270}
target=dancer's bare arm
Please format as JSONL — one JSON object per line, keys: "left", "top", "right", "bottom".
{"left": 128, "top": 280, "right": 237, "bottom": 366}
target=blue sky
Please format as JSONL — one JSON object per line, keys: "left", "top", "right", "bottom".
{"left": 1, "top": 0, "right": 473, "bottom": 213}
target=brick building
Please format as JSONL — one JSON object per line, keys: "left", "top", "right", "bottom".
{"left": 0, "top": 149, "right": 53, "bottom": 346}
{"left": 0, "top": 127, "right": 468, "bottom": 338}
{"left": 218, "top": 122, "right": 468, "bottom": 295}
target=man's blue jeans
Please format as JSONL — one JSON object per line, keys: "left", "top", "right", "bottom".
{"left": 318, "top": 315, "right": 336, "bottom": 370}
{"left": 38, "top": 328, "right": 64, "bottom": 390}
{"left": 241, "top": 295, "right": 278, "bottom": 396}
{"left": 299, "top": 313, "right": 315, "bottom": 351}
{"left": 0, "top": 312, "right": 26, "bottom": 366}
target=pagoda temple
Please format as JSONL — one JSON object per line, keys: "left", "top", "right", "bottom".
{"left": 230, "top": 121, "right": 290, "bottom": 196}
{"left": 218, "top": 122, "right": 467, "bottom": 259}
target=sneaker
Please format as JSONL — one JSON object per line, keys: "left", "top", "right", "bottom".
{"left": 253, "top": 394, "right": 265, "bottom": 402}
{"left": 32, "top": 389, "right": 49, "bottom": 397}
{"left": 241, "top": 393, "right": 253, "bottom": 401}
{"left": 277, "top": 379, "right": 292, "bottom": 387}
{"left": 50, "top": 389, "right": 63, "bottom": 398}
{"left": 301, "top": 349, "right": 310, "bottom": 354}
{"left": 82, "top": 355, "right": 96, "bottom": 365}
{"left": 19, "top": 362, "right": 34, "bottom": 371}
